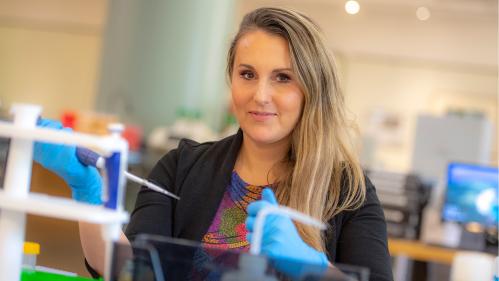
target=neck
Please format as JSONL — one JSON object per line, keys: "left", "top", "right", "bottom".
{"left": 235, "top": 133, "right": 291, "bottom": 185}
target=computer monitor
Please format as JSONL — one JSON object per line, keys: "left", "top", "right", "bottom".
{"left": 442, "top": 162, "right": 498, "bottom": 228}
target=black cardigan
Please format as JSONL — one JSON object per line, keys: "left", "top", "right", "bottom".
{"left": 90, "top": 130, "right": 393, "bottom": 281}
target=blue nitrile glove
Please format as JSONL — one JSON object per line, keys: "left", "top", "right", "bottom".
{"left": 246, "top": 188, "right": 329, "bottom": 270}
{"left": 33, "top": 119, "right": 102, "bottom": 205}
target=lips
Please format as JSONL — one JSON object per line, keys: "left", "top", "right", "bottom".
{"left": 248, "top": 110, "right": 277, "bottom": 121}
{"left": 249, "top": 111, "right": 277, "bottom": 116}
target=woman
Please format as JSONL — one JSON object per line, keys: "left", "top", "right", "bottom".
{"left": 35, "top": 7, "right": 392, "bottom": 281}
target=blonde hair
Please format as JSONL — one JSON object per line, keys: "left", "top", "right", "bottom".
{"left": 227, "top": 7, "right": 366, "bottom": 252}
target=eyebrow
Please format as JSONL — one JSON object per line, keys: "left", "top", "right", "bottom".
{"left": 238, "top": 64, "right": 293, "bottom": 73}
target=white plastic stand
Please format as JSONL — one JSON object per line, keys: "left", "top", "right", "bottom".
{"left": 0, "top": 104, "right": 129, "bottom": 281}
{"left": 0, "top": 104, "right": 40, "bottom": 281}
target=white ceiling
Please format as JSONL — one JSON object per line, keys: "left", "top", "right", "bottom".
{"left": 305, "top": 0, "right": 497, "bottom": 18}
{"left": 0, "top": 0, "right": 496, "bottom": 69}
{"left": 235, "top": 0, "right": 498, "bottom": 69}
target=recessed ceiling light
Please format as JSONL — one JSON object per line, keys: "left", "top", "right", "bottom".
{"left": 345, "top": 0, "right": 360, "bottom": 15}
{"left": 416, "top": 6, "right": 431, "bottom": 21}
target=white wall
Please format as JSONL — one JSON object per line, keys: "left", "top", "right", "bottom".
{"left": 339, "top": 54, "right": 497, "bottom": 172}
{"left": 0, "top": 0, "right": 106, "bottom": 118}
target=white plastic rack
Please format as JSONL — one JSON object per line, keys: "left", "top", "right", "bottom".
{"left": 0, "top": 104, "right": 129, "bottom": 281}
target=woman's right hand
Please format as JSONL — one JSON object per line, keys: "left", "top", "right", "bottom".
{"left": 33, "top": 119, "right": 102, "bottom": 204}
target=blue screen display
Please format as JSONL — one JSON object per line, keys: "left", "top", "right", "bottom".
{"left": 442, "top": 163, "right": 498, "bottom": 227}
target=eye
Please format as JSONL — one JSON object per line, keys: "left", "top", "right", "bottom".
{"left": 276, "top": 73, "right": 291, "bottom": 82}
{"left": 240, "top": 70, "right": 255, "bottom": 80}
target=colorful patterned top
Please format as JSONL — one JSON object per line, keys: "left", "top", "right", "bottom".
{"left": 201, "top": 171, "right": 266, "bottom": 251}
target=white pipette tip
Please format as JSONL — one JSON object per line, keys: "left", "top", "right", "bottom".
{"left": 124, "top": 171, "right": 180, "bottom": 200}
{"left": 143, "top": 180, "right": 181, "bottom": 200}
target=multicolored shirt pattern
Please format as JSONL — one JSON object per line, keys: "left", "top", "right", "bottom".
{"left": 202, "top": 171, "right": 267, "bottom": 251}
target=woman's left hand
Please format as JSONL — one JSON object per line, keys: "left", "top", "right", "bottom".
{"left": 245, "top": 188, "right": 329, "bottom": 268}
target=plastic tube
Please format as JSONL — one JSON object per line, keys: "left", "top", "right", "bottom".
{"left": 249, "top": 205, "right": 326, "bottom": 256}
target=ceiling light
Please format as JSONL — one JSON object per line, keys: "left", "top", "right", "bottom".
{"left": 416, "top": 6, "right": 431, "bottom": 21}
{"left": 345, "top": 0, "right": 360, "bottom": 15}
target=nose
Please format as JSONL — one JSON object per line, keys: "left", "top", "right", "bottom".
{"left": 253, "top": 79, "right": 272, "bottom": 105}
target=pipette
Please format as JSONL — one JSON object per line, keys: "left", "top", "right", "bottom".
{"left": 76, "top": 147, "right": 180, "bottom": 200}
{"left": 123, "top": 170, "right": 180, "bottom": 200}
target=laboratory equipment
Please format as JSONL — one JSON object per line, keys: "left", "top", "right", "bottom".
{"left": 34, "top": 118, "right": 103, "bottom": 204}
{"left": 245, "top": 188, "right": 331, "bottom": 279}
{"left": 109, "top": 235, "right": 366, "bottom": 281}
{"left": 21, "top": 269, "right": 99, "bottom": 281}
{"left": 75, "top": 147, "right": 180, "bottom": 200}
{"left": 366, "top": 169, "right": 430, "bottom": 239}
{"left": 22, "top": 242, "right": 40, "bottom": 271}
{"left": 0, "top": 104, "right": 129, "bottom": 281}
{"left": 248, "top": 189, "right": 327, "bottom": 256}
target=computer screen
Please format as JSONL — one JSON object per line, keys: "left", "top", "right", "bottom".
{"left": 442, "top": 163, "right": 498, "bottom": 227}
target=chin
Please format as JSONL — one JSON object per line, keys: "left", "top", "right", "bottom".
{"left": 243, "top": 126, "right": 290, "bottom": 145}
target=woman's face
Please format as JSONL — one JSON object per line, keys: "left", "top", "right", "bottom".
{"left": 231, "top": 30, "right": 304, "bottom": 146}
